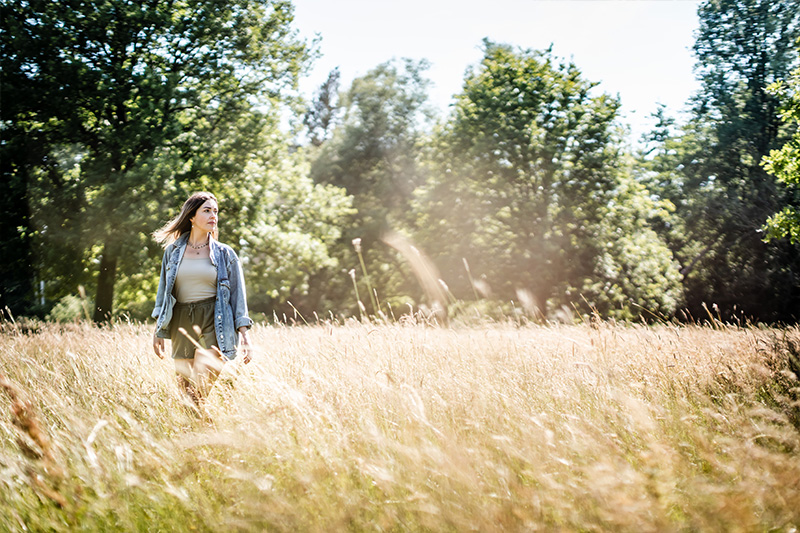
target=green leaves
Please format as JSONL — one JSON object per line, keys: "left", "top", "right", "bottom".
{"left": 414, "top": 41, "right": 680, "bottom": 319}
{"left": 307, "top": 59, "right": 435, "bottom": 314}
{"left": 2, "top": 0, "right": 314, "bottom": 319}
{"left": 644, "top": 0, "right": 800, "bottom": 321}
{"left": 763, "top": 64, "right": 800, "bottom": 244}
{"left": 236, "top": 153, "right": 354, "bottom": 308}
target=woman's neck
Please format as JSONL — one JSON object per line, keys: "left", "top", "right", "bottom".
{"left": 188, "top": 230, "right": 209, "bottom": 247}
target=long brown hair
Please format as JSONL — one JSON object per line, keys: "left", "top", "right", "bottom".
{"left": 153, "top": 192, "right": 219, "bottom": 246}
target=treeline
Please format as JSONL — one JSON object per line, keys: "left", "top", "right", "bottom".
{"left": 2, "top": 0, "right": 799, "bottom": 324}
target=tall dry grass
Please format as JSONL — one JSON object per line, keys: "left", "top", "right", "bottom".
{"left": 1, "top": 318, "right": 799, "bottom": 531}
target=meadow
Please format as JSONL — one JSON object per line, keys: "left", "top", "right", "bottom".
{"left": 1, "top": 317, "right": 798, "bottom": 532}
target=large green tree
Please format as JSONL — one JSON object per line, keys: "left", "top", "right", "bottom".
{"left": 232, "top": 149, "right": 354, "bottom": 317}
{"left": 415, "top": 41, "right": 681, "bottom": 319}
{"left": 2, "top": 0, "right": 309, "bottom": 321}
{"left": 308, "top": 59, "right": 435, "bottom": 314}
{"left": 645, "top": 0, "right": 800, "bottom": 321}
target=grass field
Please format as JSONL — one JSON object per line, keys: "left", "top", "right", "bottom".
{"left": 1, "top": 318, "right": 799, "bottom": 531}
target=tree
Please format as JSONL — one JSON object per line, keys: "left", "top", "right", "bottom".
{"left": 415, "top": 41, "right": 681, "bottom": 319}
{"left": 308, "top": 59, "right": 434, "bottom": 314}
{"left": 763, "top": 57, "right": 800, "bottom": 244}
{"left": 304, "top": 68, "right": 341, "bottom": 147}
{"left": 233, "top": 149, "right": 354, "bottom": 316}
{"left": 646, "top": 0, "right": 800, "bottom": 321}
{"left": 1, "top": 0, "right": 309, "bottom": 321}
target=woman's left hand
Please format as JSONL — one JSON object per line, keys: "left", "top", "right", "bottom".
{"left": 238, "top": 328, "right": 252, "bottom": 364}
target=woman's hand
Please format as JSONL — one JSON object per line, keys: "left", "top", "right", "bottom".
{"left": 153, "top": 332, "right": 166, "bottom": 359}
{"left": 238, "top": 327, "right": 252, "bottom": 364}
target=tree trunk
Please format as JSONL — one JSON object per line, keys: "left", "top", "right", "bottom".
{"left": 679, "top": 234, "right": 724, "bottom": 278}
{"left": 93, "top": 243, "right": 119, "bottom": 323}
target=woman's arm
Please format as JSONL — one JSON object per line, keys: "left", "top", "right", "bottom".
{"left": 226, "top": 247, "right": 253, "bottom": 363}
{"left": 152, "top": 248, "right": 170, "bottom": 319}
{"left": 152, "top": 248, "right": 170, "bottom": 358}
{"left": 153, "top": 332, "right": 166, "bottom": 359}
{"left": 238, "top": 326, "right": 251, "bottom": 363}
{"left": 227, "top": 250, "right": 254, "bottom": 331}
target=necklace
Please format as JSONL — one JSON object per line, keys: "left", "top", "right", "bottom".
{"left": 188, "top": 240, "right": 208, "bottom": 250}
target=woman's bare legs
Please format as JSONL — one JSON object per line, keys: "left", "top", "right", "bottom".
{"left": 173, "top": 347, "right": 226, "bottom": 407}
{"left": 193, "top": 347, "right": 226, "bottom": 397}
{"left": 174, "top": 359, "right": 200, "bottom": 407}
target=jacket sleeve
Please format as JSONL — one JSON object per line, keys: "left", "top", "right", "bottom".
{"left": 227, "top": 249, "right": 253, "bottom": 330}
{"left": 152, "top": 248, "right": 170, "bottom": 319}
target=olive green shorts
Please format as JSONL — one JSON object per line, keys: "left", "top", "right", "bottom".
{"left": 170, "top": 297, "right": 219, "bottom": 359}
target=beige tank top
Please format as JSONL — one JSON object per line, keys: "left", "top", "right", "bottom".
{"left": 174, "top": 257, "right": 217, "bottom": 303}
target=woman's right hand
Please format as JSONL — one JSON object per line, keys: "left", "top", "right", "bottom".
{"left": 153, "top": 332, "right": 166, "bottom": 359}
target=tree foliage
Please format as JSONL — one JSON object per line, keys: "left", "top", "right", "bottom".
{"left": 764, "top": 58, "right": 800, "bottom": 244}
{"left": 6, "top": 0, "right": 800, "bottom": 324}
{"left": 1, "top": 0, "right": 353, "bottom": 320}
{"left": 643, "top": 0, "right": 800, "bottom": 321}
{"left": 235, "top": 150, "right": 354, "bottom": 315}
{"left": 304, "top": 68, "right": 341, "bottom": 147}
{"left": 414, "top": 41, "right": 681, "bottom": 319}
{"left": 308, "top": 59, "right": 435, "bottom": 314}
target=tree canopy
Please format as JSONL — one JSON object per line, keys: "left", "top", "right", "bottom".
{"left": 412, "top": 41, "right": 681, "bottom": 319}
{"left": 307, "top": 58, "right": 435, "bottom": 315}
{"left": 4, "top": 0, "right": 800, "bottom": 324}
{"left": 2, "top": 0, "right": 351, "bottom": 321}
{"left": 641, "top": 0, "right": 800, "bottom": 321}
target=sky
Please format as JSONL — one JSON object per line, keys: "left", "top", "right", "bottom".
{"left": 291, "top": 0, "right": 703, "bottom": 143}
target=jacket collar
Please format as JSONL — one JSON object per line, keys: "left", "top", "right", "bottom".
{"left": 208, "top": 233, "right": 219, "bottom": 267}
{"left": 173, "top": 232, "right": 218, "bottom": 267}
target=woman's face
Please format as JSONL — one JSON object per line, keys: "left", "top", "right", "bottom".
{"left": 190, "top": 199, "right": 218, "bottom": 234}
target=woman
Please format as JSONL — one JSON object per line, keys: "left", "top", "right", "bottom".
{"left": 151, "top": 192, "right": 253, "bottom": 404}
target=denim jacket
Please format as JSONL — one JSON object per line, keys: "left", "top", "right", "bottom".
{"left": 152, "top": 232, "right": 253, "bottom": 360}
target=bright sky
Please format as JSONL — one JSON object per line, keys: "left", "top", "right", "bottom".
{"left": 292, "top": 0, "right": 702, "bottom": 143}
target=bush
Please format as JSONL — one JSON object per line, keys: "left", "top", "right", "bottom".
{"left": 46, "top": 294, "right": 93, "bottom": 323}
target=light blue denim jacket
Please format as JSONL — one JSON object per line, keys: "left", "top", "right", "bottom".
{"left": 152, "top": 233, "right": 253, "bottom": 360}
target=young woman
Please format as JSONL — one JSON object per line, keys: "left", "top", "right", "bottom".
{"left": 151, "top": 192, "right": 253, "bottom": 404}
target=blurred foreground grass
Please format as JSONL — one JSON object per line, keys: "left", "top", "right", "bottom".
{"left": 1, "top": 319, "right": 799, "bottom": 531}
